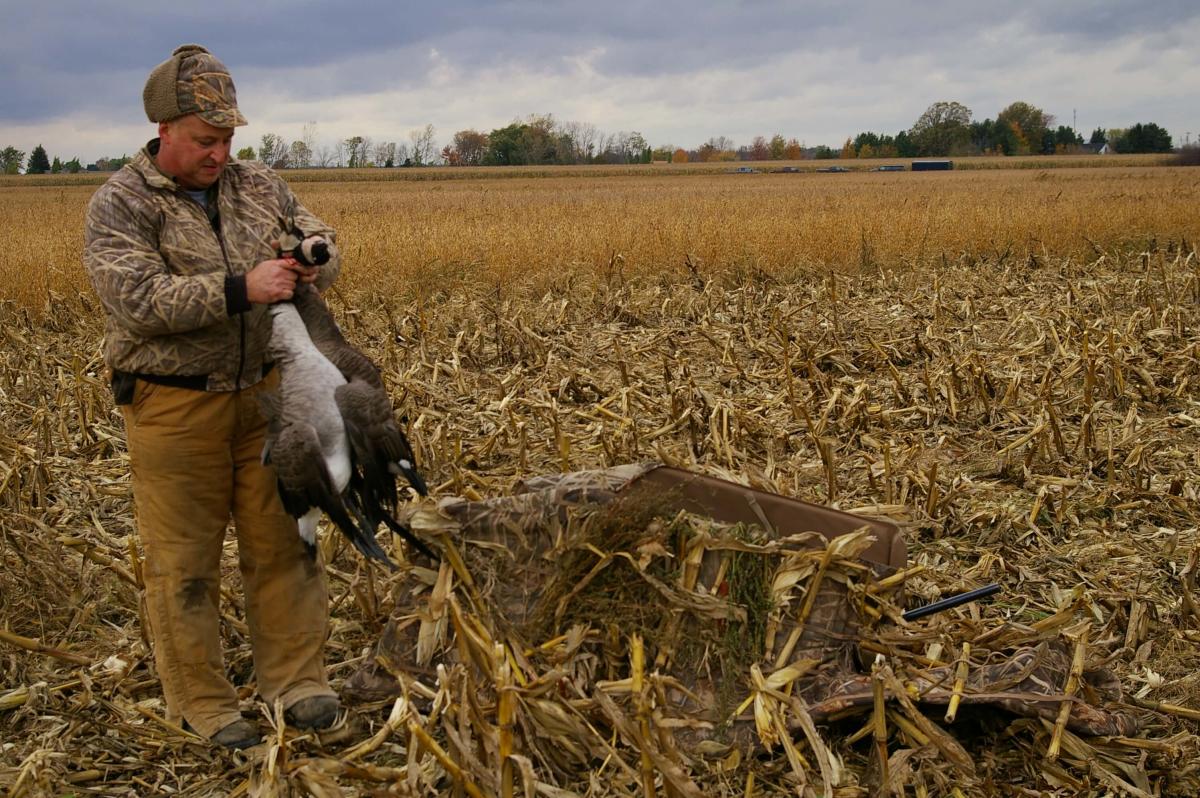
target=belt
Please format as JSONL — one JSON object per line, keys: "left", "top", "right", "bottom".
{"left": 132, "top": 361, "right": 276, "bottom": 391}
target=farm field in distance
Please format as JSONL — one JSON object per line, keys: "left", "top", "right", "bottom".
{"left": 1, "top": 159, "right": 1195, "bottom": 309}
{"left": 3, "top": 161, "right": 1200, "bottom": 795}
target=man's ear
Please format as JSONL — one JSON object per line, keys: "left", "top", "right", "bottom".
{"left": 158, "top": 120, "right": 172, "bottom": 141}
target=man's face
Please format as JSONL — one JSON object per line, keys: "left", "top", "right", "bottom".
{"left": 157, "top": 115, "right": 234, "bottom": 189}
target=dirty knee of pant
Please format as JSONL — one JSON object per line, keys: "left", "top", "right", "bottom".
{"left": 179, "top": 578, "right": 215, "bottom": 611}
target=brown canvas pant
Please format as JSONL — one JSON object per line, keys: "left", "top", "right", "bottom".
{"left": 121, "top": 373, "right": 334, "bottom": 737}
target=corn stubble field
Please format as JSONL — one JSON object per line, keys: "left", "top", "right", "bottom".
{"left": 2, "top": 162, "right": 1200, "bottom": 796}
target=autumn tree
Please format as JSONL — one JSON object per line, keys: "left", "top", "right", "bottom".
{"left": 450, "top": 129, "right": 489, "bottom": 165}
{"left": 484, "top": 118, "right": 567, "bottom": 165}
{"left": 288, "top": 139, "right": 312, "bottom": 168}
{"left": 672, "top": 148, "right": 688, "bottom": 163}
{"left": 697, "top": 136, "right": 735, "bottom": 162}
{"left": 783, "top": 138, "right": 803, "bottom": 159}
{"left": 749, "top": 136, "right": 770, "bottom": 161}
{"left": 839, "top": 138, "right": 855, "bottom": 159}
{"left": 910, "top": 101, "right": 973, "bottom": 156}
{"left": 995, "top": 102, "right": 1052, "bottom": 155}
{"left": 768, "top": 134, "right": 787, "bottom": 160}
{"left": 523, "top": 116, "right": 561, "bottom": 163}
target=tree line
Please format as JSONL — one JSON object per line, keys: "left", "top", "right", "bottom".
{"left": 1, "top": 145, "right": 88, "bottom": 175}
{"left": 0, "top": 101, "right": 1180, "bottom": 175}
{"left": 838, "top": 100, "right": 1175, "bottom": 159}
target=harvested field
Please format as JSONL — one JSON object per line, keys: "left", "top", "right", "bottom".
{"left": 2, "top": 166, "right": 1200, "bottom": 795}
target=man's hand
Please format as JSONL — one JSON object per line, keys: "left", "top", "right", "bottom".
{"left": 245, "top": 257, "right": 319, "bottom": 303}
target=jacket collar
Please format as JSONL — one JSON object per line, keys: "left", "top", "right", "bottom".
{"left": 130, "top": 139, "right": 179, "bottom": 191}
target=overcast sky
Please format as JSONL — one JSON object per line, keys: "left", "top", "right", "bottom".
{"left": 2, "top": 1, "right": 1198, "bottom": 163}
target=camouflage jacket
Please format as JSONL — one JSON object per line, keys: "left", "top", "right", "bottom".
{"left": 84, "top": 140, "right": 341, "bottom": 392}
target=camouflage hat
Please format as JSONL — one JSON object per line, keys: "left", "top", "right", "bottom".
{"left": 143, "top": 44, "right": 247, "bottom": 128}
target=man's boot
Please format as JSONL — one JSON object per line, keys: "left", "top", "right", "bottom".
{"left": 285, "top": 695, "right": 341, "bottom": 730}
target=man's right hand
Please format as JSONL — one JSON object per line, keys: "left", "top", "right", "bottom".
{"left": 245, "top": 257, "right": 315, "bottom": 303}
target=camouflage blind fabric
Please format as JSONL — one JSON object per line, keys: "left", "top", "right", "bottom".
{"left": 344, "top": 462, "right": 1139, "bottom": 767}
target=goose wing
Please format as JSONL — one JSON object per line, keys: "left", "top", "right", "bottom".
{"left": 269, "top": 421, "right": 395, "bottom": 568}
{"left": 335, "top": 378, "right": 428, "bottom": 496}
{"left": 335, "top": 379, "right": 397, "bottom": 508}
{"left": 336, "top": 379, "right": 435, "bottom": 560}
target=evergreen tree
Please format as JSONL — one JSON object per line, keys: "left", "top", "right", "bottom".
{"left": 28, "top": 144, "right": 51, "bottom": 174}
{"left": 1114, "top": 123, "right": 1172, "bottom": 153}
{"left": 893, "top": 130, "right": 917, "bottom": 158}
{"left": 1089, "top": 127, "right": 1107, "bottom": 145}
{"left": 51, "top": 156, "right": 62, "bottom": 174}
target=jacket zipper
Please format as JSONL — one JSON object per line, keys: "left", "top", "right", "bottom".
{"left": 217, "top": 229, "right": 246, "bottom": 392}
{"left": 185, "top": 188, "right": 244, "bottom": 391}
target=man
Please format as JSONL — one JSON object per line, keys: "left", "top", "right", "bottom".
{"left": 85, "top": 44, "right": 341, "bottom": 749}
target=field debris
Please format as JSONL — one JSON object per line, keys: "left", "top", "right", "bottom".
{"left": 3, "top": 240, "right": 1200, "bottom": 795}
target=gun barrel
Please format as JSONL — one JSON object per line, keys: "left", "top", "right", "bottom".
{"left": 902, "top": 583, "right": 1002, "bottom": 622}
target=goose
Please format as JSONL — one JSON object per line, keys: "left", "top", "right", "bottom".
{"left": 260, "top": 300, "right": 397, "bottom": 567}
{"left": 290, "top": 285, "right": 430, "bottom": 506}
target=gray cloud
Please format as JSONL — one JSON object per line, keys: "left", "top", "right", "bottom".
{"left": 2, "top": 0, "right": 1197, "bottom": 160}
